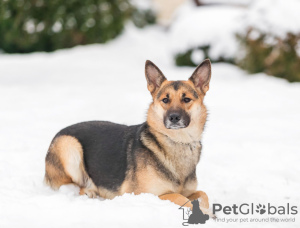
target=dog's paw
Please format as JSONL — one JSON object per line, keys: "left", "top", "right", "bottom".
{"left": 80, "top": 188, "right": 98, "bottom": 198}
{"left": 201, "top": 207, "right": 217, "bottom": 219}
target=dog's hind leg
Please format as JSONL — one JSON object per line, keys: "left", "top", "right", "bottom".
{"left": 79, "top": 178, "right": 98, "bottom": 198}
{"left": 45, "top": 135, "right": 98, "bottom": 198}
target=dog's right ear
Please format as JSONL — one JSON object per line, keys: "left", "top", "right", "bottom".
{"left": 145, "top": 60, "right": 167, "bottom": 94}
{"left": 189, "top": 59, "right": 211, "bottom": 95}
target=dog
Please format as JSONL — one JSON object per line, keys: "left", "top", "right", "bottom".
{"left": 44, "top": 59, "right": 212, "bottom": 214}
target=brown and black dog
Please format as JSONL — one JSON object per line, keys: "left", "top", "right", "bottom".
{"left": 44, "top": 59, "right": 212, "bottom": 215}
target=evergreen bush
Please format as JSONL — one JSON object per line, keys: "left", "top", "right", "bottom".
{"left": 175, "top": 46, "right": 234, "bottom": 67}
{"left": 237, "top": 30, "right": 300, "bottom": 82}
{"left": 0, "top": 0, "right": 155, "bottom": 53}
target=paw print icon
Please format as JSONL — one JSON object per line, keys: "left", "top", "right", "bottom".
{"left": 256, "top": 204, "right": 266, "bottom": 214}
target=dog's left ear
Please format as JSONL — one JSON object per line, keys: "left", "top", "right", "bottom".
{"left": 145, "top": 60, "right": 167, "bottom": 94}
{"left": 189, "top": 59, "right": 211, "bottom": 95}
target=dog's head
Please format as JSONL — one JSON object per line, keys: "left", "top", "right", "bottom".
{"left": 145, "top": 59, "right": 211, "bottom": 142}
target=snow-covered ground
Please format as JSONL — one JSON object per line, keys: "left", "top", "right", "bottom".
{"left": 0, "top": 25, "right": 300, "bottom": 227}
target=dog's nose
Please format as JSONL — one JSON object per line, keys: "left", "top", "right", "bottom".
{"left": 169, "top": 113, "right": 181, "bottom": 123}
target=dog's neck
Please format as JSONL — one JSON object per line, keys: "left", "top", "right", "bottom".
{"left": 141, "top": 124, "right": 202, "bottom": 180}
{"left": 147, "top": 125, "right": 202, "bottom": 153}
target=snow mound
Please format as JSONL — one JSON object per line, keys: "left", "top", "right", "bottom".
{"left": 244, "top": 0, "right": 300, "bottom": 38}
{"left": 201, "top": 0, "right": 251, "bottom": 5}
{"left": 169, "top": 4, "right": 245, "bottom": 60}
{"left": 169, "top": 0, "right": 300, "bottom": 62}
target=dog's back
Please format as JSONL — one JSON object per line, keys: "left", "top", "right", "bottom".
{"left": 45, "top": 121, "right": 147, "bottom": 193}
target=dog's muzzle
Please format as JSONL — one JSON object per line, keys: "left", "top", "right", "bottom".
{"left": 164, "top": 110, "right": 190, "bottom": 129}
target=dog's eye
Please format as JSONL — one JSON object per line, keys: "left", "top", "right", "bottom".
{"left": 162, "top": 98, "right": 169, "bottom": 104}
{"left": 183, "top": 98, "right": 191, "bottom": 103}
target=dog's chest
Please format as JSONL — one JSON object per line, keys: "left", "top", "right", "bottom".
{"left": 132, "top": 141, "right": 201, "bottom": 196}
{"left": 165, "top": 141, "right": 201, "bottom": 180}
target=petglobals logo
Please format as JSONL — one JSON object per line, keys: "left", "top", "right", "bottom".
{"left": 178, "top": 202, "right": 298, "bottom": 226}
{"left": 212, "top": 203, "right": 298, "bottom": 225}
{"left": 213, "top": 203, "right": 298, "bottom": 215}
{"left": 179, "top": 200, "right": 210, "bottom": 226}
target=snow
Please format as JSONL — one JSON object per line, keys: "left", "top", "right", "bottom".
{"left": 130, "top": 0, "right": 154, "bottom": 10}
{"left": 244, "top": 0, "right": 300, "bottom": 39}
{"left": 169, "top": 0, "right": 300, "bottom": 61}
{"left": 201, "top": 0, "right": 251, "bottom": 5}
{"left": 169, "top": 4, "right": 246, "bottom": 60}
{"left": 0, "top": 25, "right": 300, "bottom": 227}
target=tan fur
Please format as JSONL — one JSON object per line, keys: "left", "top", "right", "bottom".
{"left": 45, "top": 135, "right": 98, "bottom": 197}
{"left": 140, "top": 128, "right": 200, "bottom": 190}
{"left": 147, "top": 80, "right": 207, "bottom": 143}
{"left": 142, "top": 80, "right": 206, "bottom": 195}
{"left": 159, "top": 193, "right": 193, "bottom": 208}
{"left": 97, "top": 186, "right": 118, "bottom": 199}
{"left": 143, "top": 79, "right": 210, "bottom": 211}
{"left": 135, "top": 164, "right": 176, "bottom": 195}
{"left": 159, "top": 192, "right": 214, "bottom": 218}
{"left": 57, "top": 136, "right": 86, "bottom": 185}
{"left": 119, "top": 179, "right": 133, "bottom": 195}
{"left": 44, "top": 81, "right": 210, "bottom": 206}
{"left": 188, "top": 191, "right": 209, "bottom": 209}
{"left": 44, "top": 61, "right": 212, "bottom": 215}
{"left": 44, "top": 160, "right": 72, "bottom": 189}
{"left": 181, "top": 178, "right": 198, "bottom": 197}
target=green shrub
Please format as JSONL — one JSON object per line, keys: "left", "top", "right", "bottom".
{"left": 131, "top": 8, "right": 156, "bottom": 28}
{"left": 175, "top": 46, "right": 234, "bottom": 67}
{"left": 0, "top": 0, "right": 155, "bottom": 53}
{"left": 237, "top": 29, "right": 300, "bottom": 82}
{"left": 175, "top": 49, "right": 197, "bottom": 67}
{"left": 175, "top": 30, "right": 300, "bottom": 83}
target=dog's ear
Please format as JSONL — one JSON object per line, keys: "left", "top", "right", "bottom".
{"left": 145, "top": 60, "right": 167, "bottom": 94}
{"left": 189, "top": 59, "right": 211, "bottom": 95}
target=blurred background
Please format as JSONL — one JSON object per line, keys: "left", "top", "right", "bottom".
{"left": 1, "top": 0, "right": 300, "bottom": 81}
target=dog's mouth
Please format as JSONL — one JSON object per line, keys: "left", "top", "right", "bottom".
{"left": 164, "top": 120, "right": 190, "bottom": 130}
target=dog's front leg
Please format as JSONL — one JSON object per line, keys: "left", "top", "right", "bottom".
{"left": 187, "top": 191, "right": 216, "bottom": 219}
{"left": 160, "top": 192, "right": 216, "bottom": 219}
{"left": 159, "top": 193, "right": 193, "bottom": 208}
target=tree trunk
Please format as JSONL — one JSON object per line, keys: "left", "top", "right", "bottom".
{"left": 193, "top": 0, "right": 204, "bottom": 6}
